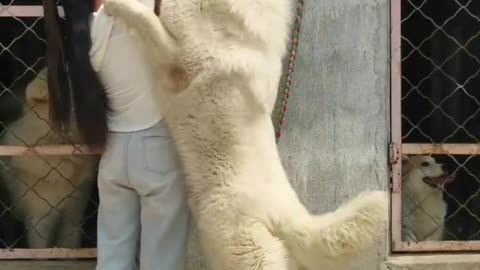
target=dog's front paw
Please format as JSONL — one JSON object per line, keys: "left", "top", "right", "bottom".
{"left": 102, "top": 0, "right": 123, "bottom": 16}
{"left": 103, "top": 0, "right": 145, "bottom": 18}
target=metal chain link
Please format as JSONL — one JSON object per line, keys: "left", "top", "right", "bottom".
{"left": 274, "top": 0, "right": 304, "bottom": 143}
{"left": 399, "top": 0, "right": 480, "bottom": 249}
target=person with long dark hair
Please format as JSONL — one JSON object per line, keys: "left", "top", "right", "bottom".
{"left": 42, "top": 0, "right": 188, "bottom": 269}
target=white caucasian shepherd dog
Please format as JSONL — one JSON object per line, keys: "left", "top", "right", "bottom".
{"left": 0, "top": 69, "right": 97, "bottom": 248}
{"left": 102, "top": 0, "right": 388, "bottom": 269}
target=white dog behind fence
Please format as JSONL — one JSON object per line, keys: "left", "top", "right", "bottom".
{"left": 102, "top": 0, "right": 388, "bottom": 269}
{"left": 0, "top": 69, "right": 97, "bottom": 248}
{"left": 402, "top": 155, "right": 453, "bottom": 242}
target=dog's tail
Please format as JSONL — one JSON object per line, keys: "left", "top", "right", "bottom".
{"left": 275, "top": 191, "right": 387, "bottom": 269}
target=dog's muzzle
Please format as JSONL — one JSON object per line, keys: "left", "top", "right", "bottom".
{"left": 422, "top": 174, "right": 455, "bottom": 190}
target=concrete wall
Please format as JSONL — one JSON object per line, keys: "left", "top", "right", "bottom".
{"left": 286, "top": 1, "right": 480, "bottom": 270}
{"left": 277, "top": 0, "right": 389, "bottom": 269}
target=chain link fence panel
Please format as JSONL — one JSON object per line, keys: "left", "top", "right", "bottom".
{"left": 393, "top": 0, "right": 480, "bottom": 252}
{"left": 0, "top": 1, "right": 98, "bottom": 258}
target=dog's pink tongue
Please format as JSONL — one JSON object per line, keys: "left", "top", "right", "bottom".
{"left": 433, "top": 175, "right": 455, "bottom": 187}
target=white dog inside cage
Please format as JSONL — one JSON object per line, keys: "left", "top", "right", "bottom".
{"left": 402, "top": 155, "right": 454, "bottom": 242}
{"left": 0, "top": 68, "right": 98, "bottom": 248}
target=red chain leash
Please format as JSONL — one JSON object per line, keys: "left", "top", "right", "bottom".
{"left": 275, "top": 0, "right": 304, "bottom": 143}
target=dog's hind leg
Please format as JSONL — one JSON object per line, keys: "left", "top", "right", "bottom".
{"left": 273, "top": 190, "right": 387, "bottom": 270}
{"left": 199, "top": 220, "right": 291, "bottom": 270}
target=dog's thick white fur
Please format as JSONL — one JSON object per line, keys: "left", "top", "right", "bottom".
{"left": 102, "top": 0, "right": 388, "bottom": 269}
{"left": 0, "top": 69, "right": 97, "bottom": 248}
{"left": 402, "top": 155, "right": 452, "bottom": 242}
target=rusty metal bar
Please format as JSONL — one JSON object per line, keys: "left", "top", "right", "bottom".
{"left": 0, "top": 5, "right": 64, "bottom": 17}
{"left": 0, "top": 248, "right": 96, "bottom": 259}
{"left": 394, "top": 241, "right": 480, "bottom": 252}
{"left": 403, "top": 144, "right": 480, "bottom": 155}
{"left": 0, "top": 145, "right": 102, "bottom": 156}
{"left": 390, "top": 0, "right": 403, "bottom": 253}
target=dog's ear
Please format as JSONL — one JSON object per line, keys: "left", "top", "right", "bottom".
{"left": 25, "top": 69, "right": 49, "bottom": 104}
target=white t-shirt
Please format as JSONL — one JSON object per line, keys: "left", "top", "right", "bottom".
{"left": 89, "top": 1, "right": 161, "bottom": 132}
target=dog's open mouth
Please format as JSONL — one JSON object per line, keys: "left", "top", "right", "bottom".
{"left": 422, "top": 175, "right": 455, "bottom": 189}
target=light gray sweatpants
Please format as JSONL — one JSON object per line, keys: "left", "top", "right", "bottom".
{"left": 96, "top": 120, "right": 188, "bottom": 270}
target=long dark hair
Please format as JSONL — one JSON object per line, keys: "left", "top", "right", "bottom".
{"left": 43, "top": 0, "right": 109, "bottom": 146}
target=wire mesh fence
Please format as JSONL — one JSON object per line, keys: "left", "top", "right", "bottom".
{"left": 0, "top": 2, "right": 98, "bottom": 259}
{"left": 391, "top": 0, "right": 480, "bottom": 252}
